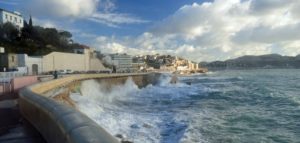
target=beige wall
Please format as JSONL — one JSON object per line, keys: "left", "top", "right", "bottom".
{"left": 89, "top": 58, "right": 106, "bottom": 71}
{"left": 42, "top": 50, "right": 107, "bottom": 72}
{"left": 42, "top": 52, "right": 89, "bottom": 72}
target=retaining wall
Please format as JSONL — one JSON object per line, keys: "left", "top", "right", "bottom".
{"left": 18, "top": 73, "right": 161, "bottom": 143}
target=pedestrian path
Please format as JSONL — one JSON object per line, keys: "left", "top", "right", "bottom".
{"left": 0, "top": 96, "right": 46, "bottom": 143}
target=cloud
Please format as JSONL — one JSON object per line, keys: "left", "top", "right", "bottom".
{"left": 249, "top": 0, "right": 293, "bottom": 15}
{"left": 23, "top": 0, "right": 300, "bottom": 62}
{"left": 232, "top": 23, "right": 300, "bottom": 44}
{"left": 24, "top": 0, "right": 147, "bottom": 27}
{"left": 27, "top": 0, "right": 98, "bottom": 18}
{"left": 89, "top": 13, "right": 148, "bottom": 28}
{"left": 32, "top": 18, "right": 59, "bottom": 28}
{"left": 91, "top": 0, "right": 299, "bottom": 62}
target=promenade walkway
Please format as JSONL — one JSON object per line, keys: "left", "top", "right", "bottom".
{"left": 0, "top": 74, "right": 49, "bottom": 143}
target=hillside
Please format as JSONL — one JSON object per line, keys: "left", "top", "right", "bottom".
{"left": 201, "top": 54, "right": 300, "bottom": 70}
{"left": 0, "top": 18, "right": 84, "bottom": 56}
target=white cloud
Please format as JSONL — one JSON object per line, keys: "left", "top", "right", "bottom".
{"left": 89, "top": 13, "right": 148, "bottom": 28}
{"left": 32, "top": 18, "right": 59, "bottom": 28}
{"left": 28, "top": 0, "right": 98, "bottom": 18}
{"left": 25, "top": 0, "right": 147, "bottom": 27}
{"left": 249, "top": 0, "right": 293, "bottom": 15}
{"left": 27, "top": 0, "right": 300, "bottom": 61}
{"left": 232, "top": 23, "right": 300, "bottom": 44}
{"left": 91, "top": 0, "right": 300, "bottom": 62}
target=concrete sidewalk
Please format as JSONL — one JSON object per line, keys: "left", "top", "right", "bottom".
{"left": 0, "top": 97, "right": 46, "bottom": 143}
{"left": 0, "top": 75, "right": 54, "bottom": 143}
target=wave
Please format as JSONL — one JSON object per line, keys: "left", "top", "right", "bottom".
{"left": 70, "top": 75, "right": 207, "bottom": 143}
{"left": 72, "top": 70, "right": 300, "bottom": 143}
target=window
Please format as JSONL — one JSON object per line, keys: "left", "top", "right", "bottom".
{"left": 12, "top": 56, "right": 14, "bottom": 62}
{"left": 5, "top": 14, "right": 8, "bottom": 19}
{"left": 10, "top": 16, "right": 12, "bottom": 20}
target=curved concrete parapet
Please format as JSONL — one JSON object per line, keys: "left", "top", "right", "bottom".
{"left": 19, "top": 73, "right": 160, "bottom": 143}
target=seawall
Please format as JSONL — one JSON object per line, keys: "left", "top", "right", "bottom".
{"left": 18, "top": 73, "right": 161, "bottom": 143}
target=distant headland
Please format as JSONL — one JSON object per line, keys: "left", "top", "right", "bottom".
{"left": 200, "top": 54, "right": 300, "bottom": 70}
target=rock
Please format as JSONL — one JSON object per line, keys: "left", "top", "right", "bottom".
{"left": 143, "top": 123, "right": 152, "bottom": 128}
{"left": 186, "top": 82, "right": 192, "bottom": 85}
{"left": 115, "top": 134, "right": 124, "bottom": 139}
{"left": 121, "top": 141, "right": 133, "bottom": 143}
{"left": 130, "top": 124, "right": 140, "bottom": 129}
{"left": 115, "top": 134, "right": 133, "bottom": 143}
{"left": 170, "top": 75, "right": 178, "bottom": 84}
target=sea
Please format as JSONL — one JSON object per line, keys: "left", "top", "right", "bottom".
{"left": 70, "top": 69, "right": 300, "bottom": 143}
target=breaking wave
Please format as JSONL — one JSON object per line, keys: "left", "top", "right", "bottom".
{"left": 71, "top": 69, "right": 300, "bottom": 143}
{"left": 71, "top": 75, "right": 207, "bottom": 143}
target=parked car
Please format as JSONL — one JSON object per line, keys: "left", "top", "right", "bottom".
{"left": 58, "top": 69, "right": 74, "bottom": 74}
{"left": 66, "top": 69, "right": 74, "bottom": 74}
{"left": 58, "top": 70, "right": 67, "bottom": 74}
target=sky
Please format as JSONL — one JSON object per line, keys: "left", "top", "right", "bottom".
{"left": 1, "top": 0, "right": 300, "bottom": 62}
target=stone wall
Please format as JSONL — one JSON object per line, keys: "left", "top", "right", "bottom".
{"left": 19, "top": 73, "right": 161, "bottom": 143}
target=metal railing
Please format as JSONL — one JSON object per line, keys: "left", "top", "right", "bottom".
{"left": 0, "top": 72, "right": 24, "bottom": 95}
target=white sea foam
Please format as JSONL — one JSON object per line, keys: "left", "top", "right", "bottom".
{"left": 72, "top": 70, "right": 300, "bottom": 143}
{"left": 70, "top": 75, "right": 206, "bottom": 143}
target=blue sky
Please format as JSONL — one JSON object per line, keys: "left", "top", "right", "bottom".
{"left": 1, "top": 0, "right": 207, "bottom": 37}
{"left": 1, "top": 0, "right": 300, "bottom": 62}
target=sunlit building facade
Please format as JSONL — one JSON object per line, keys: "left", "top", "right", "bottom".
{"left": 0, "top": 8, "right": 24, "bottom": 29}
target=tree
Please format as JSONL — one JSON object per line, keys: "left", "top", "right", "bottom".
{"left": 0, "top": 23, "right": 19, "bottom": 41}
{"left": 0, "top": 18, "right": 84, "bottom": 55}
{"left": 29, "top": 15, "right": 33, "bottom": 28}
{"left": 59, "top": 31, "right": 72, "bottom": 47}
{"left": 59, "top": 31, "right": 72, "bottom": 39}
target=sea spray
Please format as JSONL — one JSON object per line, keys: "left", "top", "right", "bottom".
{"left": 69, "top": 70, "right": 300, "bottom": 143}
{"left": 71, "top": 77, "right": 162, "bottom": 142}
{"left": 70, "top": 75, "right": 206, "bottom": 143}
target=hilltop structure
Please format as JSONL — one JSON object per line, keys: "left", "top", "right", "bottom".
{"left": 0, "top": 8, "right": 24, "bottom": 29}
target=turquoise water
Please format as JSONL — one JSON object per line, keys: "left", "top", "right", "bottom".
{"left": 72, "top": 69, "right": 300, "bottom": 143}
{"left": 181, "top": 69, "right": 300, "bottom": 143}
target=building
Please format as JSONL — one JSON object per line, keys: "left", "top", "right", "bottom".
{"left": 42, "top": 48, "right": 107, "bottom": 73}
{"left": 17, "top": 54, "right": 42, "bottom": 75}
{"left": 132, "top": 61, "right": 146, "bottom": 72}
{"left": 188, "top": 61, "right": 199, "bottom": 70}
{"left": 1, "top": 45, "right": 107, "bottom": 74}
{"left": 73, "top": 45, "right": 90, "bottom": 54}
{"left": 0, "top": 53, "right": 18, "bottom": 72}
{"left": 16, "top": 48, "right": 107, "bottom": 74}
{"left": 110, "top": 54, "right": 133, "bottom": 73}
{"left": 42, "top": 49, "right": 90, "bottom": 72}
{"left": 177, "top": 65, "right": 189, "bottom": 71}
{"left": 0, "top": 9, "right": 24, "bottom": 29}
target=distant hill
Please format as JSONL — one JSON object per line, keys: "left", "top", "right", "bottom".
{"left": 200, "top": 54, "right": 300, "bottom": 70}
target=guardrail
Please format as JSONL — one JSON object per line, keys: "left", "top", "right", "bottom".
{"left": 0, "top": 72, "right": 23, "bottom": 96}
{"left": 19, "top": 73, "right": 159, "bottom": 143}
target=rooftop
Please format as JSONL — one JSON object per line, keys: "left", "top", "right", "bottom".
{"left": 0, "top": 8, "right": 22, "bottom": 16}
